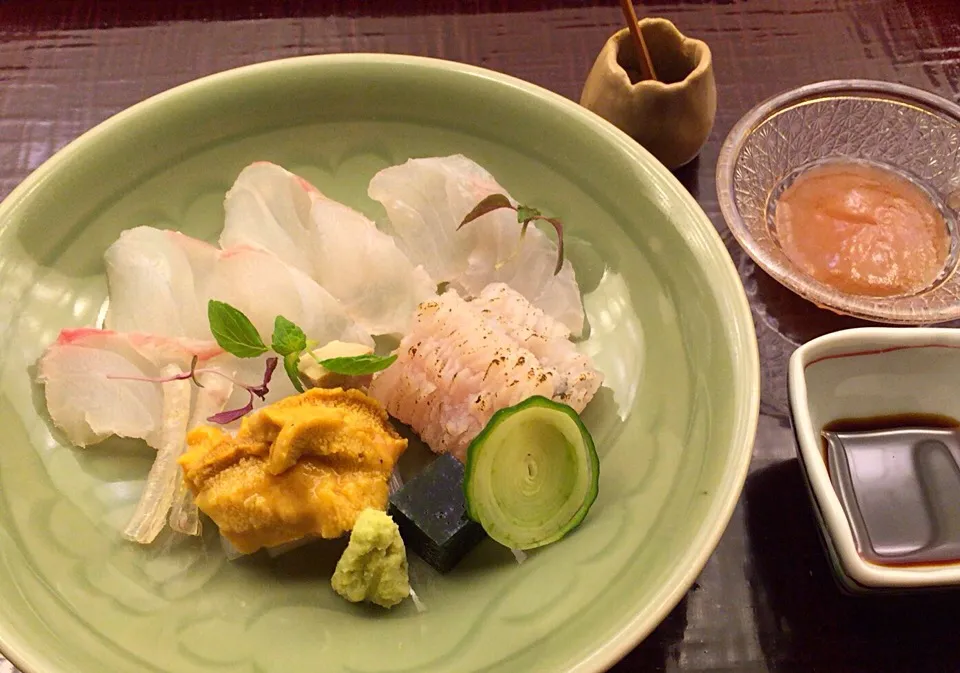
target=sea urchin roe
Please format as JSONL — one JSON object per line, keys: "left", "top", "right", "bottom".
{"left": 178, "top": 387, "right": 407, "bottom": 554}
{"left": 774, "top": 162, "right": 949, "bottom": 297}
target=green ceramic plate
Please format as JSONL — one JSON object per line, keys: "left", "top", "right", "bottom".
{"left": 0, "top": 54, "right": 759, "bottom": 673}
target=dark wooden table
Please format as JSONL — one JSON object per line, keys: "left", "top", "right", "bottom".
{"left": 2, "top": 1, "right": 960, "bottom": 671}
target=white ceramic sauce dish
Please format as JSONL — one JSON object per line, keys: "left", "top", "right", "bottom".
{"left": 788, "top": 327, "right": 960, "bottom": 592}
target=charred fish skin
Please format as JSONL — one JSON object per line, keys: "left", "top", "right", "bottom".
{"left": 369, "top": 288, "right": 553, "bottom": 460}
{"left": 369, "top": 283, "right": 602, "bottom": 461}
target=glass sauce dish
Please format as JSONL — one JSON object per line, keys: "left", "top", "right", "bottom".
{"left": 718, "top": 80, "right": 960, "bottom": 324}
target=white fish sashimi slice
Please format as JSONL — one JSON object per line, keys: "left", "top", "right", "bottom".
{"left": 37, "top": 328, "right": 223, "bottom": 449}
{"left": 220, "top": 161, "right": 436, "bottom": 336}
{"left": 122, "top": 366, "right": 192, "bottom": 545}
{"left": 41, "top": 348, "right": 160, "bottom": 447}
{"left": 103, "top": 225, "right": 373, "bottom": 348}
{"left": 367, "top": 154, "right": 585, "bottom": 335}
{"left": 310, "top": 197, "right": 436, "bottom": 336}
{"left": 104, "top": 227, "right": 215, "bottom": 339}
{"left": 220, "top": 161, "right": 317, "bottom": 276}
{"left": 207, "top": 246, "right": 373, "bottom": 348}
{"left": 370, "top": 157, "right": 474, "bottom": 283}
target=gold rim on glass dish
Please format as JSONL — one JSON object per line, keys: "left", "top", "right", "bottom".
{"left": 716, "top": 79, "right": 960, "bottom": 325}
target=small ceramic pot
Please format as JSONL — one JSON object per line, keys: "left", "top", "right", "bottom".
{"left": 580, "top": 18, "right": 717, "bottom": 170}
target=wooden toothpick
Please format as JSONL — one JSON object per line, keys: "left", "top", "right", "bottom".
{"left": 619, "top": 0, "right": 658, "bottom": 82}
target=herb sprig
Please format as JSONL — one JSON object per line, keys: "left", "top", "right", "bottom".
{"left": 271, "top": 315, "right": 308, "bottom": 394}
{"left": 108, "top": 302, "right": 397, "bottom": 425}
{"left": 207, "top": 300, "right": 268, "bottom": 358}
{"left": 206, "top": 357, "right": 278, "bottom": 424}
{"left": 208, "top": 300, "right": 395, "bottom": 386}
{"left": 107, "top": 355, "right": 278, "bottom": 425}
{"left": 317, "top": 353, "right": 398, "bottom": 375}
{"left": 458, "top": 194, "right": 565, "bottom": 275}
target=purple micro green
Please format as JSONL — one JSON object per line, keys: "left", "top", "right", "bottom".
{"left": 106, "top": 356, "right": 279, "bottom": 425}
{"left": 457, "top": 193, "right": 565, "bottom": 275}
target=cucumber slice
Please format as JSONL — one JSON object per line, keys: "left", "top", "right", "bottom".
{"left": 464, "top": 395, "right": 600, "bottom": 550}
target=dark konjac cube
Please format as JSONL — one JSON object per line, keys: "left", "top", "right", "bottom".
{"left": 388, "top": 453, "right": 487, "bottom": 573}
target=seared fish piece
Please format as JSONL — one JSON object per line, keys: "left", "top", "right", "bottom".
{"left": 368, "top": 284, "right": 602, "bottom": 462}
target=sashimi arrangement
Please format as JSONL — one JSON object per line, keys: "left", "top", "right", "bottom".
{"left": 37, "top": 155, "right": 605, "bottom": 609}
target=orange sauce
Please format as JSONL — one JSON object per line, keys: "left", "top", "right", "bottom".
{"left": 774, "top": 162, "right": 949, "bottom": 297}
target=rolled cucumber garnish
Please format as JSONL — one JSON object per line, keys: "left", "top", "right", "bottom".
{"left": 464, "top": 395, "right": 600, "bottom": 550}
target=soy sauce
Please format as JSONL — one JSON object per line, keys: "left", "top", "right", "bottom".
{"left": 821, "top": 413, "right": 960, "bottom": 465}
{"left": 823, "top": 413, "right": 960, "bottom": 436}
